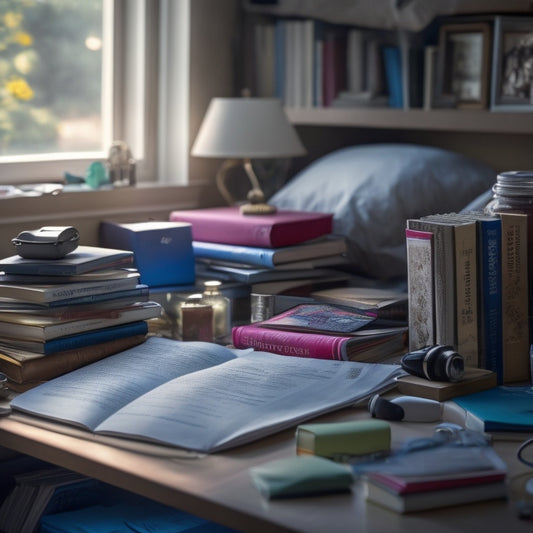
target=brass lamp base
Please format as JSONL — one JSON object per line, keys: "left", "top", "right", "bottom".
{"left": 239, "top": 186, "right": 277, "bottom": 215}
{"left": 216, "top": 158, "right": 277, "bottom": 216}
{"left": 240, "top": 202, "right": 277, "bottom": 215}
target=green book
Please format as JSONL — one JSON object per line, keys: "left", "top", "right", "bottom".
{"left": 249, "top": 456, "right": 354, "bottom": 499}
{"left": 296, "top": 419, "right": 391, "bottom": 459}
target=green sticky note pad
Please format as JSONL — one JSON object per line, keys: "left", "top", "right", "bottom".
{"left": 296, "top": 419, "right": 391, "bottom": 458}
{"left": 250, "top": 455, "right": 354, "bottom": 499}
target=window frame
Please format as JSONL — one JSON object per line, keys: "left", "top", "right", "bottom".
{"left": 0, "top": 0, "right": 162, "bottom": 186}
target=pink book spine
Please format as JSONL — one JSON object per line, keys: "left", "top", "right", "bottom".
{"left": 322, "top": 32, "right": 346, "bottom": 107}
{"left": 231, "top": 324, "right": 347, "bottom": 360}
{"left": 368, "top": 471, "right": 506, "bottom": 495}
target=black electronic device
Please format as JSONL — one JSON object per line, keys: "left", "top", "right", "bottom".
{"left": 11, "top": 226, "right": 80, "bottom": 259}
{"left": 401, "top": 344, "right": 465, "bottom": 382}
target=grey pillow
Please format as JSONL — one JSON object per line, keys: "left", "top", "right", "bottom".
{"left": 270, "top": 144, "right": 496, "bottom": 280}
{"left": 460, "top": 188, "right": 494, "bottom": 213}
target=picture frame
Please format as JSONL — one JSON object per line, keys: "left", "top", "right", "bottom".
{"left": 490, "top": 16, "right": 533, "bottom": 111}
{"left": 435, "top": 23, "right": 491, "bottom": 109}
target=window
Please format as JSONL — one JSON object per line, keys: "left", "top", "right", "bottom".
{"left": 0, "top": 0, "right": 189, "bottom": 186}
{"left": 0, "top": 1, "right": 107, "bottom": 158}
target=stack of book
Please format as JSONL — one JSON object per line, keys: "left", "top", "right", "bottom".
{"left": 169, "top": 206, "right": 351, "bottom": 288}
{"left": 0, "top": 245, "right": 162, "bottom": 391}
{"left": 363, "top": 446, "right": 508, "bottom": 513}
{"left": 406, "top": 211, "right": 529, "bottom": 384}
{"left": 0, "top": 464, "right": 229, "bottom": 533}
{"left": 0, "top": 467, "right": 99, "bottom": 533}
{"left": 232, "top": 302, "right": 408, "bottom": 362}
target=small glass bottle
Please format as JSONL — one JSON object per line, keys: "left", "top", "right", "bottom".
{"left": 180, "top": 294, "right": 213, "bottom": 342}
{"left": 201, "top": 281, "right": 231, "bottom": 342}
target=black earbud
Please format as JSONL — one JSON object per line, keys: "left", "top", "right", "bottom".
{"left": 368, "top": 394, "right": 442, "bottom": 422}
{"left": 368, "top": 395, "right": 405, "bottom": 421}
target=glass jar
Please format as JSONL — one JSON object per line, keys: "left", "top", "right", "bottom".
{"left": 485, "top": 171, "right": 533, "bottom": 217}
{"left": 485, "top": 171, "right": 533, "bottom": 365}
{"left": 200, "top": 281, "right": 231, "bottom": 342}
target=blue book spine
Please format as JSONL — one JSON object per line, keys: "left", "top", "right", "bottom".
{"left": 43, "top": 321, "right": 148, "bottom": 355}
{"left": 192, "top": 242, "right": 276, "bottom": 268}
{"left": 383, "top": 46, "right": 403, "bottom": 108}
{"left": 477, "top": 219, "right": 503, "bottom": 383}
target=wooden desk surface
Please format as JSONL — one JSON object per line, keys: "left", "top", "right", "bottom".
{"left": 0, "top": 405, "right": 532, "bottom": 533}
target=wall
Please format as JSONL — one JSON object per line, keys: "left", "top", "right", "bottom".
{"left": 188, "top": 0, "right": 240, "bottom": 185}
{"left": 293, "top": 127, "right": 533, "bottom": 176}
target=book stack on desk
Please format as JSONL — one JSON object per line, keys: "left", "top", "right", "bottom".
{"left": 170, "top": 207, "right": 351, "bottom": 285}
{"left": 0, "top": 246, "right": 162, "bottom": 390}
{"left": 232, "top": 302, "right": 408, "bottom": 362}
{"left": 406, "top": 211, "right": 530, "bottom": 384}
{"left": 363, "top": 445, "right": 508, "bottom": 513}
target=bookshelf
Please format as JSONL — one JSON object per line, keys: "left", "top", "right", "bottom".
{"left": 286, "top": 107, "right": 533, "bottom": 134}
{"left": 241, "top": 6, "right": 533, "bottom": 140}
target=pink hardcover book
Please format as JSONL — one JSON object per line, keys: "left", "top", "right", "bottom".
{"left": 232, "top": 324, "right": 348, "bottom": 360}
{"left": 169, "top": 207, "right": 333, "bottom": 248}
{"left": 233, "top": 323, "right": 407, "bottom": 362}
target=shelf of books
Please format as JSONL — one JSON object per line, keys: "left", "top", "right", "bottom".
{"left": 244, "top": 10, "right": 533, "bottom": 135}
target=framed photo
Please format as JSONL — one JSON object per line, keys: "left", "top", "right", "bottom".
{"left": 490, "top": 16, "right": 533, "bottom": 111}
{"left": 436, "top": 23, "right": 491, "bottom": 109}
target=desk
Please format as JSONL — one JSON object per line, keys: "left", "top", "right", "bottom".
{"left": 0, "top": 405, "right": 532, "bottom": 533}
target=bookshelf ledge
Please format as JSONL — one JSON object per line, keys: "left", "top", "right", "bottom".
{"left": 286, "top": 107, "right": 533, "bottom": 134}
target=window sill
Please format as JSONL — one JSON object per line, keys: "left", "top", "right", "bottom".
{"left": 0, "top": 181, "right": 222, "bottom": 259}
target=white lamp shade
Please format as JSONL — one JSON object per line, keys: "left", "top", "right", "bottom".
{"left": 191, "top": 98, "right": 306, "bottom": 158}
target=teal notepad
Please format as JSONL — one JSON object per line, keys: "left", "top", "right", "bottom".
{"left": 250, "top": 456, "right": 354, "bottom": 499}
{"left": 453, "top": 386, "right": 533, "bottom": 432}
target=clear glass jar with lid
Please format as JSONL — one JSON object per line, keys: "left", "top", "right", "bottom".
{"left": 485, "top": 171, "right": 533, "bottom": 216}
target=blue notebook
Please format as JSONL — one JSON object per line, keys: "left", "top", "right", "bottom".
{"left": 452, "top": 386, "right": 533, "bottom": 432}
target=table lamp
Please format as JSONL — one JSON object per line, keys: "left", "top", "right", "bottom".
{"left": 191, "top": 97, "right": 306, "bottom": 215}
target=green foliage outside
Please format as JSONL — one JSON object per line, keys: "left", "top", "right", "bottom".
{"left": 0, "top": 0, "right": 102, "bottom": 155}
